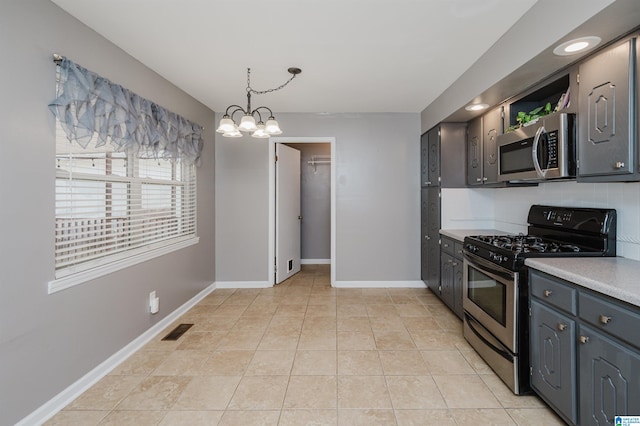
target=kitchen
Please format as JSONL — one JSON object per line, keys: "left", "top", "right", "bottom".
{"left": 3, "top": 0, "right": 640, "bottom": 425}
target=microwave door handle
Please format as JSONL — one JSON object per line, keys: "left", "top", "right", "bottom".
{"left": 532, "top": 126, "right": 548, "bottom": 178}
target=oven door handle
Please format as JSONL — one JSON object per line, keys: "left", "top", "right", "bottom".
{"left": 465, "top": 313, "right": 513, "bottom": 362}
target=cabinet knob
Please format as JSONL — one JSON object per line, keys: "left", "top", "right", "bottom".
{"left": 476, "top": 178, "right": 482, "bottom": 182}
{"left": 543, "top": 289, "right": 553, "bottom": 297}
{"left": 426, "top": 235, "right": 431, "bottom": 240}
{"left": 482, "top": 177, "right": 488, "bottom": 181}
{"left": 599, "top": 315, "right": 612, "bottom": 324}
{"left": 426, "top": 181, "right": 432, "bottom": 185}
{"left": 614, "top": 161, "right": 625, "bottom": 169}
{"left": 443, "top": 243, "right": 449, "bottom": 248}
{"left": 452, "top": 262, "right": 458, "bottom": 267}
{"left": 579, "top": 335, "right": 590, "bottom": 344}
{"left": 557, "top": 323, "right": 568, "bottom": 331}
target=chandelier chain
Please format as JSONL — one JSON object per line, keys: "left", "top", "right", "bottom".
{"left": 246, "top": 68, "right": 298, "bottom": 96}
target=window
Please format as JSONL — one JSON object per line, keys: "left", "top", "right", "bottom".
{"left": 54, "top": 122, "right": 197, "bottom": 279}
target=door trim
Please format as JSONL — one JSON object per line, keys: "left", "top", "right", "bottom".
{"left": 268, "top": 137, "right": 336, "bottom": 286}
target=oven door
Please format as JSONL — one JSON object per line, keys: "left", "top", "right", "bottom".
{"left": 463, "top": 253, "right": 517, "bottom": 352}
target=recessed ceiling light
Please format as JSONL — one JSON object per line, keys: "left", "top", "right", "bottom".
{"left": 465, "top": 103, "right": 489, "bottom": 112}
{"left": 553, "top": 36, "right": 601, "bottom": 56}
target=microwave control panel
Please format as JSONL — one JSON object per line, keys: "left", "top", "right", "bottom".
{"left": 543, "top": 130, "right": 559, "bottom": 168}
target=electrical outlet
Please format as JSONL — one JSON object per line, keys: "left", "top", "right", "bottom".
{"left": 149, "top": 291, "right": 159, "bottom": 314}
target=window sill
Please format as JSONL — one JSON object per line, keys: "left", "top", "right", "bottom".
{"left": 48, "top": 237, "right": 199, "bottom": 294}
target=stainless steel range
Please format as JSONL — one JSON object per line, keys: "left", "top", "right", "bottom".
{"left": 462, "top": 205, "right": 616, "bottom": 395}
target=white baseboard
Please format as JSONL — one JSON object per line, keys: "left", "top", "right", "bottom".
{"left": 215, "top": 281, "right": 271, "bottom": 289}
{"left": 333, "top": 280, "right": 426, "bottom": 288}
{"left": 301, "top": 259, "right": 331, "bottom": 265}
{"left": 17, "top": 282, "right": 216, "bottom": 426}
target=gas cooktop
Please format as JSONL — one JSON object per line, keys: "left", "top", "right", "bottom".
{"left": 463, "top": 205, "right": 617, "bottom": 271}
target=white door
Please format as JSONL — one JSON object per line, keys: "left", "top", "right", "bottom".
{"left": 275, "top": 144, "right": 301, "bottom": 284}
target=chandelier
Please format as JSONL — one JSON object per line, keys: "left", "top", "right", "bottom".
{"left": 216, "top": 67, "right": 302, "bottom": 138}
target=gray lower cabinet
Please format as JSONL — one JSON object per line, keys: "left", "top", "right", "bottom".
{"left": 578, "top": 36, "right": 637, "bottom": 181}
{"left": 579, "top": 324, "right": 640, "bottom": 424}
{"left": 421, "top": 187, "right": 440, "bottom": 292}
{"left": 440, "top": 252, "right": 454, "bottom": 307}
{"left": 530, "top": 299, "right": 577, "bottom": 424}
{"left": 438, "top": 236, "right": 463, "bottom": 319}
{"left": 530, "top": 269, "right": 640, "bottom": 425}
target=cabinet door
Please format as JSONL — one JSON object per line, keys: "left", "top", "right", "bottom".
{"left": 441, "top": 123, "right": 467, "bottom": 188}
{"left": 530, "top": 300, "right": 577, "bottom": 424}
{"left": 483, "top": 107, "right": 502, "bottom": 184}
{"left": 427, "top": 126, "right": 440, "bottom": 187}
{"left": 440, "top": 252, "right": 454, "bottom": 308}
{"left": 420, "top": 188, "right": 429, "bottom": 283}
{"left": 452, "top": 257, "right": 463, "bottom": 318}
{"left": 579, "top": 325, "right": 640, "bottom": 425}
{"left": 578, "top": 38, "right": 636, "bottom": 179}
{"left": 426, "top": 187, "right": 440, "bottom": 292}
{"left": 467, "top": 116, "right": 483, "bottom": 186}
{"left": 420, "top": 132, "right": 429, "bottom": 187}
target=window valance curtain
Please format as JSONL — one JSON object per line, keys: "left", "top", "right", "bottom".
{"left": 49, "top": 57, "right": 203, "bottom": 166}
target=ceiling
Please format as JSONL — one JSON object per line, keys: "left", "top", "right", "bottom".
{"left": 51, "top": 0, "right": 538, "bottom": 114}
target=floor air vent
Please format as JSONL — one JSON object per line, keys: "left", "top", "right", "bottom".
{"left": 161, "top": 323, "right": 193, "bottom": 341}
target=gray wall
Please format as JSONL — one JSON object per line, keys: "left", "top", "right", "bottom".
{"left": 287, "top": 143, "right": 331, "bottom": 261}
{"left": 0, "top": 1, "right": 215, "bottom": 424}
{"left": 215, "top": 112, "right": 420, "bottom": 283}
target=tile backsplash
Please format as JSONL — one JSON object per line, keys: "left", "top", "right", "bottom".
{"left": 441, "top": 181, "right": 640, "bottom": 261}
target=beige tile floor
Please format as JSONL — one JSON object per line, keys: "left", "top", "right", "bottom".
{"left": 46, "top": 265, "right": 565, "bottom": 425}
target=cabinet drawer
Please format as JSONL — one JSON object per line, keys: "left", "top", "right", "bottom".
{"left": 454, "top": 241, "right": 464, "bottom": 258}
{"left": 579, "top": 292, "right": 640, "bottom": 350}
{"left": 530, "top": 271, "right": 577, "bottom": 315}
{"left": 441, "top": 236, "right": 455, "bottom": 255}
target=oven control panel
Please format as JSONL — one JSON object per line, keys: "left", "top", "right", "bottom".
{"left": 528, "top": 204, "right": 616, "bottom": 234}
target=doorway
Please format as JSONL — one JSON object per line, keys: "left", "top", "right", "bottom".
{"left": 268, "top": 137, "right": 336, "bottom": 286}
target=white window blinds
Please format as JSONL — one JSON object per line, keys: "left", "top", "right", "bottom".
{"left": 55, "top": 122, "right": 197, "bottom": 277}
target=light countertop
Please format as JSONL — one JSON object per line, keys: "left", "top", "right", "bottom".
{"left": 439, "top": 229, "right": 509, "bottom": 242}
{"left": 525, "top": 257, "right": 640, "bottom": 308}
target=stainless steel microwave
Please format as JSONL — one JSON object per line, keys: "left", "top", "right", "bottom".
{"left": 497, "top": 112, "right": 576, "bottom": 182}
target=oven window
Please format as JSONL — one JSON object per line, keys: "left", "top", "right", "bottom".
{"left": 467, "top": 267, "right": 507, "bottom": 326}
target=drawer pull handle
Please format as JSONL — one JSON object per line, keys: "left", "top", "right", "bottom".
{"left": 599, "top": 315, "right": 612, "bottom": 324}
{"left": 543, "top": 290, "right": 553, "bottom": 297}
{"left": 557, "top": 323, "right": 567, "bottom": 331}
{"left": 579, "top": 335, "right": 590, "bottom": 344}
{"left": 615, "top": 161, "right": 625, "bottom": 169}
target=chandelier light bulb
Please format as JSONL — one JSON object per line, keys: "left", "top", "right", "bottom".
{"left": 265, "top": 117, "right": 282, "bottom": 135}
{"left": 216, "top": 116, "right": 236, "bottom": 133}
{"left": 223, "top": 125, "right": 243, "bottom": 138}
{"left": 238, "top": 114, "right": 258, "bottom": 132}
{"left": 252, "top": 122, "right": 270, "bottom": 138}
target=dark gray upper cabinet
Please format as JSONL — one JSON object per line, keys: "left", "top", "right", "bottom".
{"left": 578, "top": 36, "right": 637, "bottom": 181}
{"left": 439, "top": 123, "right": 467, "bottom": 188}
{"left": 467, "top": 107, "right": 503, "bottom": 186}
{"left": 420, "top": 132, "right": 429, "bottom": 187}
{"left": 466, "top": 116, "right": 483, "bottom": 186}
{"left": 426, "top": 126, "right": 440, "bottom": 187}
{"left": 483, "top": 107, "right": 502, "bottom": 184}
